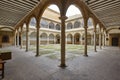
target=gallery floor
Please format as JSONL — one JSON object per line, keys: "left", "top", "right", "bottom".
{"left": 1, "top": 46, "right": 120, "bottom": 80}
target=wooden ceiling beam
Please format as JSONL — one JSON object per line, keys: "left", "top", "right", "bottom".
{"left": 97, "top": 12, "right": 120, "bottom": 18}
{"left": 90, "top": 0, "right": 119, "bottom": 10}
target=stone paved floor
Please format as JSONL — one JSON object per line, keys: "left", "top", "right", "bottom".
{"left": 0, "top": 46, "right": 120, "bottom": 80}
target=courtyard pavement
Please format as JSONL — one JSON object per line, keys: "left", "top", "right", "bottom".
{"left": 0, "top": 46, "right": 120, "bottom": 80}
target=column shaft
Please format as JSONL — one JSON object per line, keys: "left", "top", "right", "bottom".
{"left": 105, "top": 33, "right": 107, "bottom": 46}
{"left": 17, "top": 32, "right": 19, "bottom": 47}
{"left": 94, "top": 31, "right": 97, "bottom": 52}
{"left": 103, "top": 33, "right": 105, "bottom": 47}
{"left": 84, "top": 26, "right": 88, "bottom": 56}
{"left": 20, "top": 32, "right": 23, "bottom": 49}
{"left": 59, "top": 16, "right": 67, "bottom": 67}
{"left": 99, "top": 33, "right": 102, "bottom": 49}
{"left": 14, "top": 31, "right": 16, "bottom": 46}
{"left": 26, "top": 24, "right": 29, "bottom": 52}
{"left": 36, "top": 25, "right": 40, "bottom": 56}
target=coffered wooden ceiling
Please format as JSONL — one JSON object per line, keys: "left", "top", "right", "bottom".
{"left": 0, "top": 0, "right": 120, "bottom": 29}
{"left": 84, "top": 0, "right": 120, "bottom": 28}
{"left": 0, "top": 0, "right": 40, "bottom": 27}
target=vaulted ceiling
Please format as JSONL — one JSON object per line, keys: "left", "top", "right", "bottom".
{"left": 84, "top": 0, "right": 120, "bottom": 28}
{"left": 0, "top": 0, "right": 40, "bottom": 27}
{"left": 0, "top": 0, "right": 120, "bottom": 29}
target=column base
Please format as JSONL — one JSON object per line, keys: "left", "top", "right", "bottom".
{"left": 59, "top": 64, "right": 67, "bottom": 68}
{"left": 25, "top": 50, "right": 28, "bottom": 52}
{"left": 95, "top": 50, "right": 97, "bottom": 52}
{"left": 83, "top": 54, "right": 88, "bottom": 57}
{"left": 35, "top": 54, "right": 39, "bottom": 57}
{"left": 95, "top": 51, "right": 97, "bottom": 52}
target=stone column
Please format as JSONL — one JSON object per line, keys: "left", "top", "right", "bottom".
{"left": 20, "top": 27, "right": 23, "bottom": 49}
{"left": 36, "top": 20, "right": 40, "bottom": 56}
{"left": 105, "top": 32, "right": 107, "bottom": 46}
{"left": 103, "top": 31, "right": 105, "bottom": 47}
{"left": 84, "top": 26, "right": 88, "bottom": 57}
{"left": 17, "top": 31, "right": 19, "bottom": 47}
{"left": 26, "top": 23, "right": 29, "bottom": 52}
{"left": 14, "top": 31, "right": 17, "bottom": 46}
{"left": 102, "top": 33, "right": 104, "bottom": 47}
{"left": 80, "top": 35, "right": 83, "bottom": 45}
{"left": 99, "top": 32, "right": 102, "bottom": 49}
{"left": 59, "top": 16, "right": 67, "bottom": 67}
{"left": 94, "top": 28, "right": 97, "bottom": 52}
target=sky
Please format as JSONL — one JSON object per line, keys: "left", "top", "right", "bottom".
{"left": 48, "top": 5, "right": 81, "bottom": 17}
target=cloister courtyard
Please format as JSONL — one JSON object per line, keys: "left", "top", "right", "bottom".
{"left": 0, "top": 0, "right": 120, "bottom": 80}
{"left": 22, "top": 44, "right": 96, "bottom": 60}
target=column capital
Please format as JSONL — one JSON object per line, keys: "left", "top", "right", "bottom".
{"left": 36, "top": 20, "right": 40, "bottom": 28}
{"left": 84, "top": 26, "right": 88, "bottom": 29}
{"left": 59, "top": 16, "right": 68, "bottom": 20}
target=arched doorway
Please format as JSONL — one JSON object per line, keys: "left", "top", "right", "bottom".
{"left": 67, "top": 34, "right": 72, "bottom": 44}
{"left": 2, "top": 35, "right": 9, "bottom": 43}
{"left": 74, "top": 33, "right": 80, "bottom": 44}
{"left": 40, "top": 33, "right": 47, "bottom": 45}
{"left": 49, "top": 34, "right": 54, "bottom": 44}
{"left": 29, "top": 32, "right": 36, "bottom": 45}
{"left": 56, "top": 34, "right": 60, "bottom": 44}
